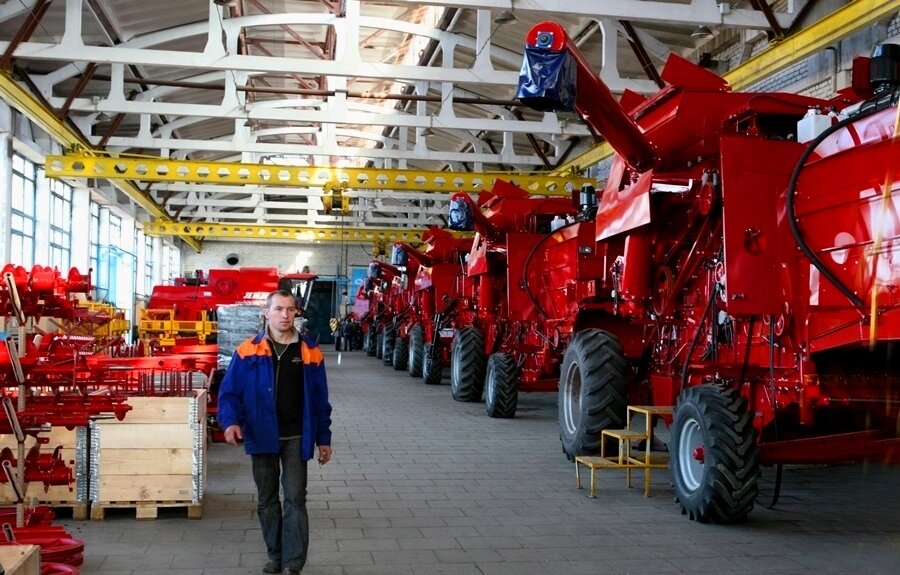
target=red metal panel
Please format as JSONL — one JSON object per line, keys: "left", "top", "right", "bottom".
{"left": 721, "top": 135, "right": 803, "bottom": 315}
{"left": 505, "top": 232, "right": 543, "bottom": 322}
{"left": 596, "top": 157, "right": 652, "bottom": 241}
{"left": 794, "top": 109, "right": 900, "bottom": 309}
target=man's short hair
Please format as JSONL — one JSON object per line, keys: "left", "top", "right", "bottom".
{"left": 266, "top": 289, "right": 300, "bottom": 310}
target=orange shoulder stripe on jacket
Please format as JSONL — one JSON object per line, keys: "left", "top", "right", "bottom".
{"left": 301, "top": 343, "right": 324, "bottom": 365}
{"left": 237, "top": 339, "right": 270, "bottom": 358}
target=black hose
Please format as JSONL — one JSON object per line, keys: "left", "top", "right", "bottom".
{"left": 764, "top": 315, "right": 783, "bottom": 508}
{"left": 766, "top": 463, "right": 784, "bottom": 509}
{"left": 679, "top": 282, "right": 719, "bottom": 393}
{"left": 785, "top": 106, "right": 888, "bottom": 309}
{"left": 521, "top": 220, "right": 580, "bottom": 319}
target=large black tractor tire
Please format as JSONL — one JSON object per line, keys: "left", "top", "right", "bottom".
{"left": 670, "top": 384, "right": 760, "bottom": 524}
{"left": 375, "top": 330, "right": 384, "bottom": 360}
{"left": 408, "top": 324, "right": 425, "bottom": 378}
{"left": 450, "top": 327, "right": 486, "bottom": 402}
{"left": 382, "top": 325, "right": 396, "bottom": 366}
{"left": 423, "top": 343, "right": 444, "bottom": 385}
{"left": 364, "top": 329, "right": 376, "bottom": 356}
{"left": 558, "top": 329, "right": 628, "bottom": 460}
{"left": 485, "top": 353, "right": 518, "bottom": 418}
{"left": 392, "top": 335, "right": 409, "bottom": 371}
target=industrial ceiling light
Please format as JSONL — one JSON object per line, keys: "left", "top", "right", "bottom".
{"left": 494, "top": 10, "right": 517, "bottom": 25}
{"left": 691, "top": 25, "right": 714, "bottom": 38}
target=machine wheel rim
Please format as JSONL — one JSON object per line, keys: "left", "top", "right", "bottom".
{"left": 678, "top": 416, "right": 704, "bottom": 493}
{"left": 562, "top": 362, "right": 581, "bottom": 437}
{"left": 486, "top": 365, "right": 496, "bottom": 404}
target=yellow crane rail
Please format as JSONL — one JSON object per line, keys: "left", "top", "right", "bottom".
{"left": 142, "top": 221, "right": 465, "bottom": 244}
{"left": 45, "top": 154, "right": 595, "bottom": 196}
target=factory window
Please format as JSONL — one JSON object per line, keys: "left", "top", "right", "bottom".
{"left": 109, "top": 213, "right": 122, "bottom": 248}
{"left": 89, "top": 202, "right": 100, "bottom": 280}
{"left": 144, "top": 234, "right": 153, "bottom": 294}
{"left": 10, "top": 153, "right": 36, "bottom": 268}
{"left": 48, "top": 177, "right": 73, "bottom": 271}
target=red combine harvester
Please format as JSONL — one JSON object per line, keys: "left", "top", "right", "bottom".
{"left": 358, "top": 260, "right": 404, "bottom": 360}
{"left": 375, "top": 243, "right": 422, "bottom": 368}
{"left": 389, "top": 227, "right": 473, "bottom": 378}
{"left": 447, "top": 181, "right": 580, "bottom": 415}
{"left": 518, "top": 22, "right": 900, "bottom": 522}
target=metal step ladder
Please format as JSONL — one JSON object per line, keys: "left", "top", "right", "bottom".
{"left": 575, "top": 405, "right": 673, "bottom": 498}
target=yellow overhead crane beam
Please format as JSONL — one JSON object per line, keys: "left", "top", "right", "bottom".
{"left": 142, "top": 221, "right": 466, "bottom": 245}
{"left": 44, "top": 154, "right": 595, "bottom": 196}
{"left": 0, "top": 71, "right": 203, "bottom": 252}
{"left": 551, "top": 0, "right": 900, "bottom": 176}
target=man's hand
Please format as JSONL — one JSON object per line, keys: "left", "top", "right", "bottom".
{"left": 317, "top": 445, "right": 332, "bottom": 465}
{"left": 224, "top": 425, "right": 243, "bottom": 445}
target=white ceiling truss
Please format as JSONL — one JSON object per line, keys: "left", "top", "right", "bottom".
{"left": 0, "top": 0, "right": 881, "bottom": 245}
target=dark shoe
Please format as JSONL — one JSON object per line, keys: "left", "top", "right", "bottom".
{"left": 283, "top": 569, "right": 301, "bottom": 575}
{"left": 263, "top": 561, "right": 281, "bottom": 574}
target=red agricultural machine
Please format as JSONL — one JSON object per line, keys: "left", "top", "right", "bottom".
{"left": 141, "top": 267, "right": 316, "bottom": 353}
{"left": 0, "top": 264, "right": 137, "bottom": 573}
{"left": 388, "top": 227, "right": 473, "bottom": 379}
{"left": 144, "top": 267, "right": 317, "bottom": 441}
{"left": 517, "top": 22, "right": 900, "bottom": 522}
{"left": 446, "top": 181, "right": 582, "bottom": 415}
{"left": 372, "top": 243, "right": 422, "bottom": 369}
{"left": 357, "top": 260, "right": 405, "bottom": 359}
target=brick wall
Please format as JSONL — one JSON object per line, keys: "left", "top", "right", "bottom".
{"left": 180, "top": 240, "right": 373, "bottom": 278}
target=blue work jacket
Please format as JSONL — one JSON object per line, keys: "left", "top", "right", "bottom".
{"left": 217, "top": 330, "right": 332, "bottom": 460}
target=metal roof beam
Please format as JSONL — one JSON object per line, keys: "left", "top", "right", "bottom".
{"left": 386, "top": 0, "right": 791, "bottom": 28}
{"left": 0, "top": 70, "right": 203, "bottom": 252}
{"left": 98, "top": 134, "right": 565, "bottom": 167}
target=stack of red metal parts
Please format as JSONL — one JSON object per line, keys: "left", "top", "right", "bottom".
{"left": 0, "top": 505, "right": 82, "bottom": 574}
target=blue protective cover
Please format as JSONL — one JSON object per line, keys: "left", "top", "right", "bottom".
{"left": 447, "top": 197, "right": 473, "bottom": 231}
{"left": 390, "top": 245, "right": 408, "bottom": 267}
{"left": 516, "top": 46, "right": 576, "bottom": 112}
{"left": 367, "top": 262, "right": 380, "bottom": 278}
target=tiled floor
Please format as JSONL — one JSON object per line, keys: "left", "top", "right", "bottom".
{"left": 60, "top": 348, "right": 900, "bottom": 574}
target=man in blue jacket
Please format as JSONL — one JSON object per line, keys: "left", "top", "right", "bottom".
{"left": 218, "top": 290, "right": 333, "bottom": 575}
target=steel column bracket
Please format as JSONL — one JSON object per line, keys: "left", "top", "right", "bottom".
{"left": 45, "top": 154, "right": 595, "bottom": 196}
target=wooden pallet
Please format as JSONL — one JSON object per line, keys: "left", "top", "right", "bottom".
{"left": 90, "top": 500, "right": 203, "bottom": 521}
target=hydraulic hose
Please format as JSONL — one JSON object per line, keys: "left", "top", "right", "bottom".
{"left": 786, "top": 104, "right": 889, "bottom": 309}
{"left": 521, "top": 220, "right": 581, "bottom": 319}
{"left": 679, "top": 282, "right": 719, "bottom": 393}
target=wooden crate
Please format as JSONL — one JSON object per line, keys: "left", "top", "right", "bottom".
{"left": 89, "top": 391, "right": 207, "bottom": 519}
{"left": 0, "top": 544, "right": 40, "bottom": 575}
{"left": 0, "top": 426, "right": 89, "bottom": 518}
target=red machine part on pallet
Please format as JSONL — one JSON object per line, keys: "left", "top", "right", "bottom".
{"left": 517, "top": 21, "right": 900, "bottom": 523}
